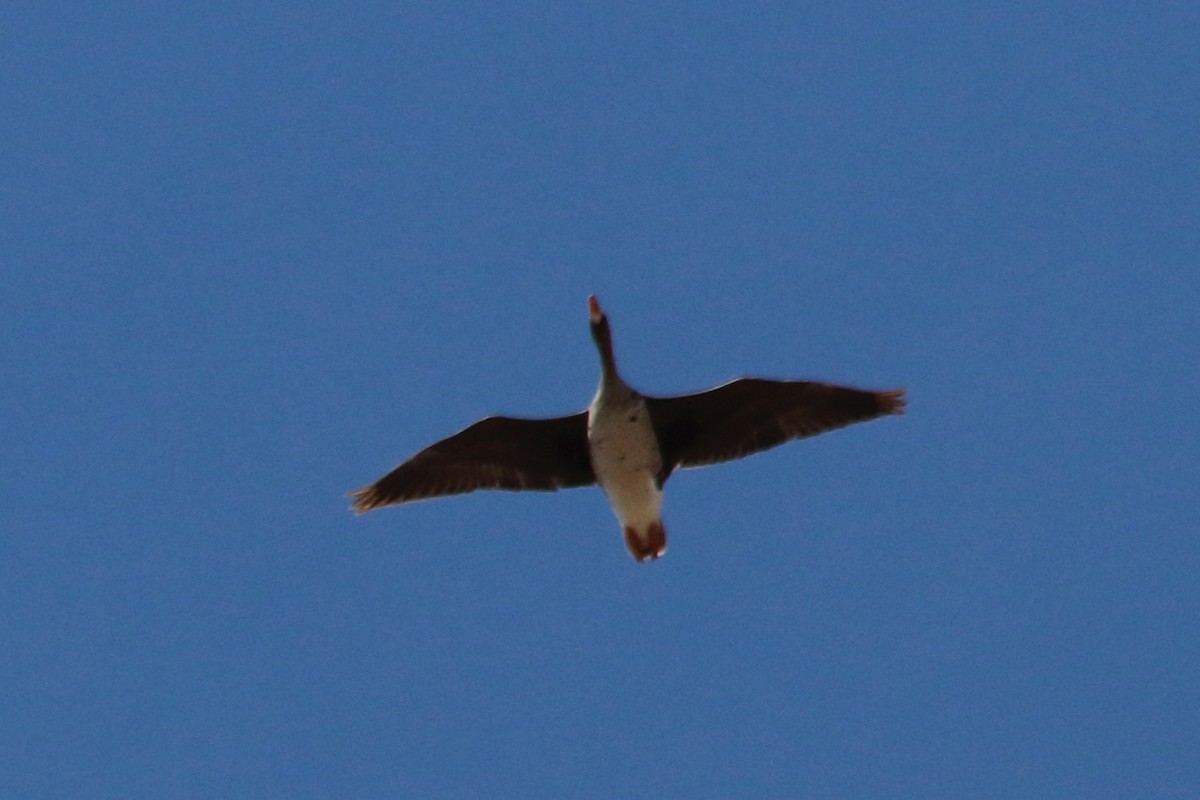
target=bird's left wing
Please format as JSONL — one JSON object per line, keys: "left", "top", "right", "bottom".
{"left": 645, "top": 378, "right": 905, "bottom": 485}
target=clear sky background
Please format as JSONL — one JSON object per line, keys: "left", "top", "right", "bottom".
{"left": 3, "top": 3, "right": 1198, "bottom": 798}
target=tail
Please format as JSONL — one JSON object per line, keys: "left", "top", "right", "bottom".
{"left": 623, "top": 521, "right": 667, "bottom": 562}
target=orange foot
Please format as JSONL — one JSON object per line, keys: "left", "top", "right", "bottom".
{"left": 623, "top": 521, "right": 667, "bottom": 562}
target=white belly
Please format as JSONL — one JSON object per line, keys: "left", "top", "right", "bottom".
{"left": 587, "top": 394, "right": 663, "bottom": 528}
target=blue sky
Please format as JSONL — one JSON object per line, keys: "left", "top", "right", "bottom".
{"left": 3, "top": 3, "right": 1198, "bottom": 797}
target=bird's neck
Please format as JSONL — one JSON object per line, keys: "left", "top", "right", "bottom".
{"left": 591, "top": 322, "right": 623, "bottom": 390}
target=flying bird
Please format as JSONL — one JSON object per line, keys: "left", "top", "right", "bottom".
{"left": 350, "top": 296, "right": 905, "bottom": 561}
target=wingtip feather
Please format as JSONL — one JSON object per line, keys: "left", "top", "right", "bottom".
{"left": 880, "top": 388, "right": 907, "bottom": 415}
{"left": 347, "top": 485, "right": 381, "bottom": 514}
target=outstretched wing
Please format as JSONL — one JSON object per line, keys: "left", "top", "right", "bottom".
{"left": 646, "top": 378, "right": 905, "bottom": 484}
{"left": 349, "top": 412, "right": 595, "bottom": 512}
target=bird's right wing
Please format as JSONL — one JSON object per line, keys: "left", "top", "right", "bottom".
{"left": 349, "top": 412, "right": 595, "bottom": 512}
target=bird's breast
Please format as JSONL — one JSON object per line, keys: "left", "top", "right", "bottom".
{"left": 587, "top": 395, "right": 663, "bottom": 526}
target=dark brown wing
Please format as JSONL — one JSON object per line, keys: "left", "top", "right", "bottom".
{"left": 349, "top": 412, "right": 594, "bottom": 512}
{"left": 645, "top": 378, "right": 905, "bottom": 484}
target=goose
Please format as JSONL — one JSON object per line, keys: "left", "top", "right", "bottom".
{"left": 349, "top": 296, "right": 905, "bottom": 561}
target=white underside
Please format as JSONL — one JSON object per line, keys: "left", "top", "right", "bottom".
{"left": 587, "top": 393, "right": 663, "bottom": 529}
